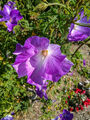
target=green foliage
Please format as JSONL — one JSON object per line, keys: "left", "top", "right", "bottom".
{"left": 0, "top": 62, "right": 29, "bottom": 119}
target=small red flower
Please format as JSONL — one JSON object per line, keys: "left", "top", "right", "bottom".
{"left": 87, "top": 98, "right": 90, "bottom": 105}
{"left": 76, "top": 107, "right": 79, "bottom": 112}
{"left": 81, "top": 90, "right": 86, "bottom": 94}
{"left": 79, "top": 105, "right": 83, "bottom": 110}
{"left": 68, "top": 96, "right": 70, "bottom": 99}
{"left": 69, "top": 107, "right": 73, "bottom": 112}
{"left": 75, "top": 88, "right": 82, "bottom": 94}
{"left": 83, "top": 98, "right": 90, "bottom": 107}
{"left": 65, "top": 101, "right": 67, "bottom": 104}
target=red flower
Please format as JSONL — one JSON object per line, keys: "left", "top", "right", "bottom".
{"left": 81, "top": 90, "right": 86, "bottom": 94}
{"left": 79, "top": 105, "right": 83, "bottom": 110}
{"left": 68, "top": 96, "right": 70, "bottom": 99}
{"left": 76, "top": 107, "right": 79, "bottom": 112}
{"left": 87, "top": 98, "right": 90, "bottom": 105}
{"left": 69, "top": 107, "right": 73, "bottom": 112}
{"left": 83, "top": 98, "right": 90, "bottom": 107}
{"left": 65, "top": 101, "right": 67, "bottom": 104}
{"left": 75, "top": 88, "right": 82, "bottom": 94}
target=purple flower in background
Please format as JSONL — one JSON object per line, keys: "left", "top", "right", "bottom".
{"left": 52, "top": 116, "right": 59, "bottom": 120}
{"left": 83, "top": 59, "right": 86, "bottom": 66}
{"left": 59, "top": 109, "right": 73, "bottom": 120}
{"left": 13, "top": 36, "right": 73, "bottom": 89}
{"left": 0, "top": 1, "right": 23, "bottom": 31}
{"left": 11, "top": 112, "right": 15, "bottom": 115}
{"left": 1, "top": 115, "right": 14, "bottom": 120}
{"left": 7, "top": 1, "right": 15, "bottom": 8}
{"left": 36, "top": 82, "right": 48, "bottom": 100}
{"left": 68, "top": 10, "right": 90, "bottom": 41}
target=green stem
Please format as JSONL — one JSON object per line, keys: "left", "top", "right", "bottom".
{"left": 48, "top": 3, "right": 72, "bottom": 15}
{"left": 74, "top": 22, "right": 90, "bottom": 27}
{"left": 71, "top": 37, "right": 90, "bottom": 58}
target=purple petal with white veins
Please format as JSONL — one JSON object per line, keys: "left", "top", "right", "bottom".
{"left": 44, "top": 44, "right": 66, "bottom": 74}
{"left": 13, "top": 52, "right": 30, "bottom": 64}
{"left": 6, "top": 21, "right": 17, "bottom": 32}
{"left": 3, "top": 5, "right": 11, "bottom": 16}
{"left": 30, "top": 43, "right": 73, "bottom": 82}
{"left": 13, "top": 58, "right": 34, "bottom": 78}
{"left": 24, "top": 37, "right": 35, "bottom": 48}
{"left": 68, "top": 10, "right": 90, "bottom": 41}
{"left": 7, "top": 1, "right": 15, "bottom": 8}
{"left": 1, "top": 115, "right": 14, "bottom": 120}
{"left": 13, "top": 43, "right": 27, "bottom": 55}
{"left": 0, "top": 17, "right": 7, "bottom": 22}
{"left": 36, "top": 86, "right": 48, "bottom": 100}
{"left": 52, "top": 116, "right": 59, "bottom": 120}
{"left": 0, "top": 10, "right": 5, "bottom": 17}
{"left": 30, "top": 36, "right": 49, "bottom": 50}
{"left": 10, "top": 10, "right": 23, "bottom": 22}
{"left": 27, "top": 77, "right": 47, "bottom": 90}
{"left": 30, "top": 67, "right": 45, "bottom": 85}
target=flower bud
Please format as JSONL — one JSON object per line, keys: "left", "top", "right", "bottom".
{"left": 34, "top": 2, "right": 48, "bottom": 11}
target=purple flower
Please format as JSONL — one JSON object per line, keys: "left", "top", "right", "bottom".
{"left": 13, "top": 36, "right": 73, "bottom": 89}
{"left": 0, "top": 2, "right": 23, "bottom": 32}
{"left": 7, "top": 1, "right": 15, "bottom": 8}
{"left": 68, "top": 10, "right": 90, "bottom": 41}
{"left": 1, "top": 115, "right": 14, "bottom": 120}
{"left": 59, "top": 109, "right": 73, "bottom": 120}
{"left": 52, "top": 116, "right": 59, "bottom": 120}
{"left": 36, "top": 82, "right": 48, "bottom": 100}
{"left": 83, "top": 59, "right": 86, "bottom": 66}
{"left": 11, "top": 112, "right": 15, "bottom": 115}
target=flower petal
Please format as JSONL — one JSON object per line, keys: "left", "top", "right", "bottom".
{"left": 13, "top": 43, "right": 27, "bottom": 55}
{"left": 3, "top": 5, "right": 11, "bottom": 15}
{"left": 0, "top": 10, "right": 5, "bottom": 17}
{"left": 10, "top": 10, "right": 23, "bottom": 22}
{"left": 68, "top": 10, "right": 90, "bottom": 42}
{"left": 30, "top": 36, "right": 49, "bottom": 50}
{"left": 6, "top": 21, "right": 17, "bottom": 32}
{"left": 13, "top": 58, "right": 33, "bottom": 78}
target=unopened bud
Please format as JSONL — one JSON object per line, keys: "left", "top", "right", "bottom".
{"left": 34, "top": 2, "right": 48, "bottom": 11}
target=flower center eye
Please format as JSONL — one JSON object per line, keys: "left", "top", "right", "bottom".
{"left": 42, "top": 50, "right": 48, "bottom": 57}
{"left": 74, "top": 24, "right": 78, "bottom": 30}
{"left": 9, "top": 18, "right": 12, "bottom": 22}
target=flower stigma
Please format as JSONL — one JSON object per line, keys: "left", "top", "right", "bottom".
{"left": 42, "top": 50, "right": 48, "bottom": 57}
{"left": 9, "top": 18, "right": 12, "bottom": 22}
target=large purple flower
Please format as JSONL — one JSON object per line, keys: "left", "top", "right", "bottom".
{"left": 1, "top": 115, "right": 14, "bottom": 120}
{"left": 0, "top": 2, "right": 23, "bottom": 31}
{"left": 68, "top": 11, "right": 90, "bottom": 41}
{"left": 13, "top": 36, "right": 73, "bottom": 88}
{"left": 59, "top": 109, "right": 73, "bottom": 120}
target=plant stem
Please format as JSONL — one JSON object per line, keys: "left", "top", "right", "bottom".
{"left": 48, "top": 3, "right": 72, "bottom": 15}
{"left": 71, "top": 37, "right": 90, "bottom": 58}
{"left": 74, "top": 22, "right": 90, "bottom": 27}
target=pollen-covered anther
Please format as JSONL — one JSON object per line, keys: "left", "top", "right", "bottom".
{"left": 42, "top": 50, "right": 48, "bottom": 57}
{"left": 9, "top": 18, "right": 12, "bottom": 22}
